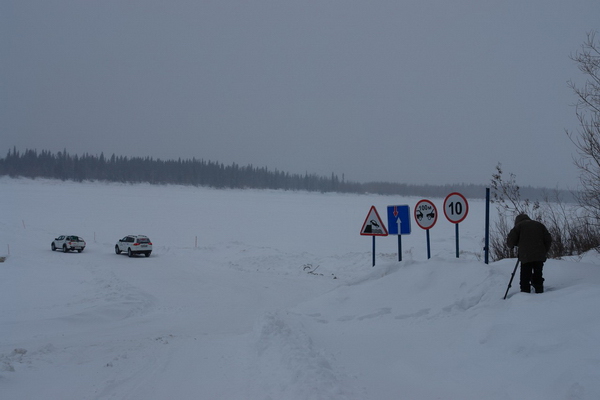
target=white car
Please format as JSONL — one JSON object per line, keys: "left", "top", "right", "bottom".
{"left": 115, "top": 235, "right": 153, "bottom": 257}
{"left": 52, "top": 235, "right": 86, "bottom": 253}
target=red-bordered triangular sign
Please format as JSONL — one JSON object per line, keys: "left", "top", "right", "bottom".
{"left": 360, "top": 206, "right": 389, "bottom": 236}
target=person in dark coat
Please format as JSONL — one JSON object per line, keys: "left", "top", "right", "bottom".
{"left": 507, "top": 213, "right": 552, "bottom": 293}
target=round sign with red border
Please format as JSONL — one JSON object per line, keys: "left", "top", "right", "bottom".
{"left": 443, "top": 192, "right": 469, "bottom": 224}
{"left": 414, "top": 199, "right": 437, "bottom": 230}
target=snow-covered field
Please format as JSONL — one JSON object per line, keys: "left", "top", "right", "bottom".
{"left": 1, "top": 177, "right": 599, "bottom": 400}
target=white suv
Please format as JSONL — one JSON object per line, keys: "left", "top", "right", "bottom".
{"left": 115, "top": 235, "right": 153, "bottom": 257}
{"left": 52, "top": 235, "right": 86, "bottom": 253}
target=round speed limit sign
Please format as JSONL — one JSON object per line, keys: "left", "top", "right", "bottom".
{"left": 443, "top": 192, "right": 469, "bottom": 224}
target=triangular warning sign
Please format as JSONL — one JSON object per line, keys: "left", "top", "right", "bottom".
{"left": 360, "top": 206, "right": 388, "bottom": 236}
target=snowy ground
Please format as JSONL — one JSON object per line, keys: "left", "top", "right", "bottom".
{"left": 1, "top": 177, "right": 599, "bottom": 400}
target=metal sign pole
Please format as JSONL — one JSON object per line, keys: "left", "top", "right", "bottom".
{"left": 372, "top": 236, "right": 376, "bottom": 267}
{"left": 398, "top": 235, "right": 402, "bottom": 262}
{"left": 455, "top": 223, "right": 460, "bottom": 258}
{"left": 485, "top": 188, "right": 490, "bottom": 264}
{"left": 426, "top": 230, "right": 431, "bottom": 259}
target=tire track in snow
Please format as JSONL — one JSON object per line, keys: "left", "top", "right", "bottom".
{"left": 251, "top": 311, "right": 361, "bottom": 400}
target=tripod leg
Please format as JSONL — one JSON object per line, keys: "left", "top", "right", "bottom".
{"left": 503, "top": 259, "right": 520, "bottom": 300}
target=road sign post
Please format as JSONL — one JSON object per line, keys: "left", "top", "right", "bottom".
{"left": 414, "top": 199, "right": 437, "bottom": 259}
{"left": 360, "top": 206, "right": 388, "bottom": 266}
{"left": 443, "top": 192, "right": 469, "bottom": 258}
{"left": 387, "top": 205, "right": 411, "bottom": 261}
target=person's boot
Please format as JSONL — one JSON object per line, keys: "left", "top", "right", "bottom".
{"left": 532, "top": 277, "right": 544, "bottom": 294}
{"left": 520, "top": 285, "right": 531, "bottom": 293}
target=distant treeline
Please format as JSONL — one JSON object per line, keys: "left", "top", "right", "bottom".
{"left": 0, "top": 148, "right": 574, "bottom": 201}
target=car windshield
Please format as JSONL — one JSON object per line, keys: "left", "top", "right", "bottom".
{"left": 137, "top": 238, "right": 150, "bottom": 243}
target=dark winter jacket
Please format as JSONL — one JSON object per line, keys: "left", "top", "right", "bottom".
{"left": 507, "top": 214, "right": 552, "bottom": 263}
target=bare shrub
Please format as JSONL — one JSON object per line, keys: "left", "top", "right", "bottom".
{"left": 567, "top": 31, "right": 600, "bottom": 222}
{"left": 490, "top": 164, "right": 600, "bottom": 261}
{"left": 490, "top": 164, "right": 537, "bottom": 261}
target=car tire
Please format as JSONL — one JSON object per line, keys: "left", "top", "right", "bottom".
{"left": 77, "top": 249, "right": 83, "bottom": 253}
{"left": 144, "top": 251, "right": 151, "bottom": 257}
{"left": 127, "top": 248, "right": 133, "bottom": 258}
{"left": 51, "top": 243, "right": 56, "bottom": 251}
{"left": 115, "top": 245, "right": 121, "bottom": 255}
{"left": 63, "top": 245, "right": 68, "bottom": 253}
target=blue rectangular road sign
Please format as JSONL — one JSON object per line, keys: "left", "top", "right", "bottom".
{"left": 387, "top": 205, "right": 411, "bottom": 235}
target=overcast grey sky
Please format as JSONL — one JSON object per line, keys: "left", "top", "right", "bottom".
{"left": 2, "top": 1, "right": 599, "bottom": 189}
